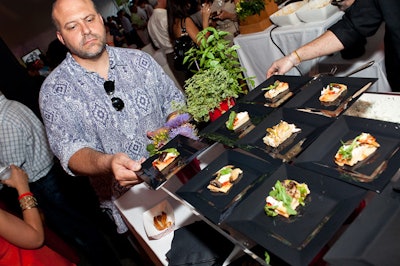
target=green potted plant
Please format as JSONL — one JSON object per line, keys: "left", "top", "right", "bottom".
{"left": 183, "top": 65, "right": 244, "bottom": 123}
{"left": 183, "top": 27, "right": 249, "bottom": 82}
{"left": 181, "top": 27, "right": 254, "bottom": 123}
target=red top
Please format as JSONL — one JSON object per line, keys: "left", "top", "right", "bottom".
{"left": 0, "top": 236, "right": 75, "bottom": 266}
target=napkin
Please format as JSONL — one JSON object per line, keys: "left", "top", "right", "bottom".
{"left": 166, "top": 221, "right": 234, "bottom": 266}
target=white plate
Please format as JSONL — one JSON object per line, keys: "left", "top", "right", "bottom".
{"left": 143, "top": 200, "right": 175, "bottom": 240}
{"left": 269, "top": 1, "right": 307, "bottom": 26}
{"left": 296, "top": 0, "right": 339, "bottom": 23}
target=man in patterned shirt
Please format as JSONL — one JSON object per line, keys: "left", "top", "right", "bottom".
{"left": 40, "top": 0, "right": 185, "bottom": 233}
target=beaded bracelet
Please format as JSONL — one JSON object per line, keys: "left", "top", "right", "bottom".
{"left": 18, "top": 192, "right": 33, "bottom": 200}
{"left": 19, "top": 195, "right": 38, "bottom": 211}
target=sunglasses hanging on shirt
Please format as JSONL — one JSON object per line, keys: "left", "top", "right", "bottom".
{"left": 103, "top": 80, "right": 124, "bottom": 111}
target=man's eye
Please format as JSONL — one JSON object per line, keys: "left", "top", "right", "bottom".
{"left": 67, "top": 25, "right": 77, "bottom": 30}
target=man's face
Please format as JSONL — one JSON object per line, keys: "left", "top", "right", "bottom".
{"left": 53, "top": 0, "right": 106, "bottom": 59}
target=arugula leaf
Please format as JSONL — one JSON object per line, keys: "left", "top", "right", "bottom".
{"left": 338, "top": 135, "right": 361, "bottom": 160}
{"left": 219, "top": 167, "right": 232, "bottom": 176}
{"left": 265, "top": 180, "right": 297, "bottom": 216}
{"left": 158, "top": 148, "right": 180, "bottom": 156}
{"left": 261, "top": 81, "right": 279, "bottom": 91}
{"left": 265, "top": 251, "right": 271, "bottom": 265}
{"left": 264, "top": 204, "right": 278, "bottom": 217}
{"left": 225, "top": 111, "right": 237, "bottom": 130}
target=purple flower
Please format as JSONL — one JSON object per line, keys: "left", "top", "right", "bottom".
{"left": 169, "top": 124, "right": 199, "bottom": 140}
{"left": 165, "top": 113, "right": 191, "bottom": 128}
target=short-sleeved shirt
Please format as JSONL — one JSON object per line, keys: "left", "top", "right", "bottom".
{"left": 148, "top": 8, "right": 174, "bottom": 54}
{"left": 39, "top": 46, "right": 185, "bottom": 176}
{"left": 0, "top": 93, "right": 54, "bottom": 187}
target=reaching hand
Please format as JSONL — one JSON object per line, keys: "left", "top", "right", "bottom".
{"left": 111, "top": 153, "right": 144, "bottom": 187}
{"left": 266, "top": 54, "right": 296, "bottom": 78}
{"left": 2, "top": 165, "right": 30, "bottom": 194}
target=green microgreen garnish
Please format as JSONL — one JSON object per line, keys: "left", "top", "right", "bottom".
{"left": 338, "top": 135, "right": 361, "bottom": 160}
{"left": 261, "top": 81, "right": 279, "bottom": 91}
{"left": 225, "top": 111, "right": 237, "bottom": 130}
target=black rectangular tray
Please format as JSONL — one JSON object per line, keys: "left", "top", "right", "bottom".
{"left": 285, "top": 76, "right": 377, "bottom": 117}
{"left": 199, "top": 102, "right": 275, "bottom": 147}
{"left": 176, "top": 149, "right": 281, "bottom": 224}
{"left": 236, "top": 108, "right": 334, "bottom": 162}
{"left": 223, "top": 164, "right": 367, "bottom": 266}
{"left": 138, "top": 135, "right": 209, "bottom": 190}
{"left": 293, "top": 115, "right": 400, "bottom": 192}
{"left": 238, "top": 75, "right": 312, "bottom": 108}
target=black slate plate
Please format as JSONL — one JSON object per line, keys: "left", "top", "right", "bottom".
{"left": 236, "top": 108, "right": 334, "bottom": 162}
{"left": 238, "top": 75, "right": 312, "bottom": 108}
{"left": 138, "top": 135, "right": 209, "bottom": 190}
{"left": 285, "top": 76, "right": 377, "bottom": 117}
{"left": 199, "top": 102, "right": 275, "bottom": 147}
{"left": 176, "top": 149, "right": 281, "bottom": 224}
{"left": 223, "top": 164, "right": 367, "bottom": 266}
{"left": 293, "top": 115, "right": 400, "bottom": 193}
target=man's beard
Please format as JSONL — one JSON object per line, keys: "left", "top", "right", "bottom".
{"left": 68, "top": 33, "right": 107, "bottom": 59}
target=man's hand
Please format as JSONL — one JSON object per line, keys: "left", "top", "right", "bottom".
{"left": 266, "top": 54, "right": 296, "bottom": 78}
{"left": 331, "top": 0, "right": 355, "bottom": 11}
{"left": 111, "top": 153, "right": 145, "bottom": 187}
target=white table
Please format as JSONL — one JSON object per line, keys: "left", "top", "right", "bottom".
{"left": 114, "top": 143, "right": 226, "bottom": 265}
{"left": 234, "top": 11, "right": 344, "bottom": 89}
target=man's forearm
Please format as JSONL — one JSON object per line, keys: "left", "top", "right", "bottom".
{"left": 296, "top": 30, "right": 345, "bottom": 63}
{"left": 68, "top": 147, "right": 113, "bottom": 177}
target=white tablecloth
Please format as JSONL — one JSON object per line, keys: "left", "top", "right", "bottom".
{"left": 234, "top": 11, "right": 344, "bottom": 89}
{"left": 234, "top": 11, "right": 390, "bottom": 92}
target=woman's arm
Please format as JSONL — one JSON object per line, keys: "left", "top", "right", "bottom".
{"left": 0, "top": 166, "right": 44, "bottom": 249}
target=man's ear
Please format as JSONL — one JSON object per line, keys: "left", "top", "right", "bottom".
{"left": 56, "top": 31, "right": 65, "bottom": 45}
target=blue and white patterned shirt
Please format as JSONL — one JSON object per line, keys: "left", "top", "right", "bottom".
{"left": 0, "top": 93, "right": 54, "bottom": 188}
{"left": 40, "top": 46, "right": 185, "bottom": 175}
{"left": 40, "top": 47, "right": 185, "bottom": 233}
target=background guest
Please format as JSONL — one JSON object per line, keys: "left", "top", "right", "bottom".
{"left": 117, "top": 9, "right": 145, "bottom": 48}
{"left": 209, "top": 0, "right": 239, "bottom": 43}
{"left": 167, "top": 0, "right": 211, "bottom": 87}
{"left": 0, "top": 91, "right": 126, "bottom": 265}
{"left": 0, "top": 165, "right": 75, "bottom": 266}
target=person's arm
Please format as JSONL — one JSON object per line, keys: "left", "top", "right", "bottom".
{"left": 68, "top": 148, "right": 143, "bottom": 187}
{"left": 0, "top": 165, "right": 44, "bottom": 249}
{"left": 201, "top": 3, "right": 212, "bottom": 29}
{"left": 266, "top": 30, "right": 344, "bottom": 78}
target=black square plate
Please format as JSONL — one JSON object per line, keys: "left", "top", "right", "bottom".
{"left": 285, "top": 76, "right": 377, "bottom": 117}
{"left": 293, "top": 115, "right": 400, "bottom": 192}
{"left": 176, "top": 149, "right": 281, "bottom": 224}
{"left": 238, "top": 75, "right": 312, "bottom": 108}
{"left": 223, "top": 164, "right": 367, "bottom": 266}
{"left": 236, "top": 108, "right": 334, "bottom": 162}
{"left": 138, "top": 135, "right": 209, "bottom": 190}
{"left": 199, "top": 102, "right": 275, "bottom": 147}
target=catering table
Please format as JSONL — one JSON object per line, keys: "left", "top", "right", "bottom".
{"left": 114, "top": 91, "right": 400, "bottom": 265}
{"left": 234, "top": 11, "right": 389, "bottom": 92}
{"left": 234, "top": 11, "right": 344, "bottom": 89}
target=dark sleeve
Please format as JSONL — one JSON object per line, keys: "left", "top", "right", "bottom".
{"left": 328, "top": 0, "right": 383, "bottom": 48}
